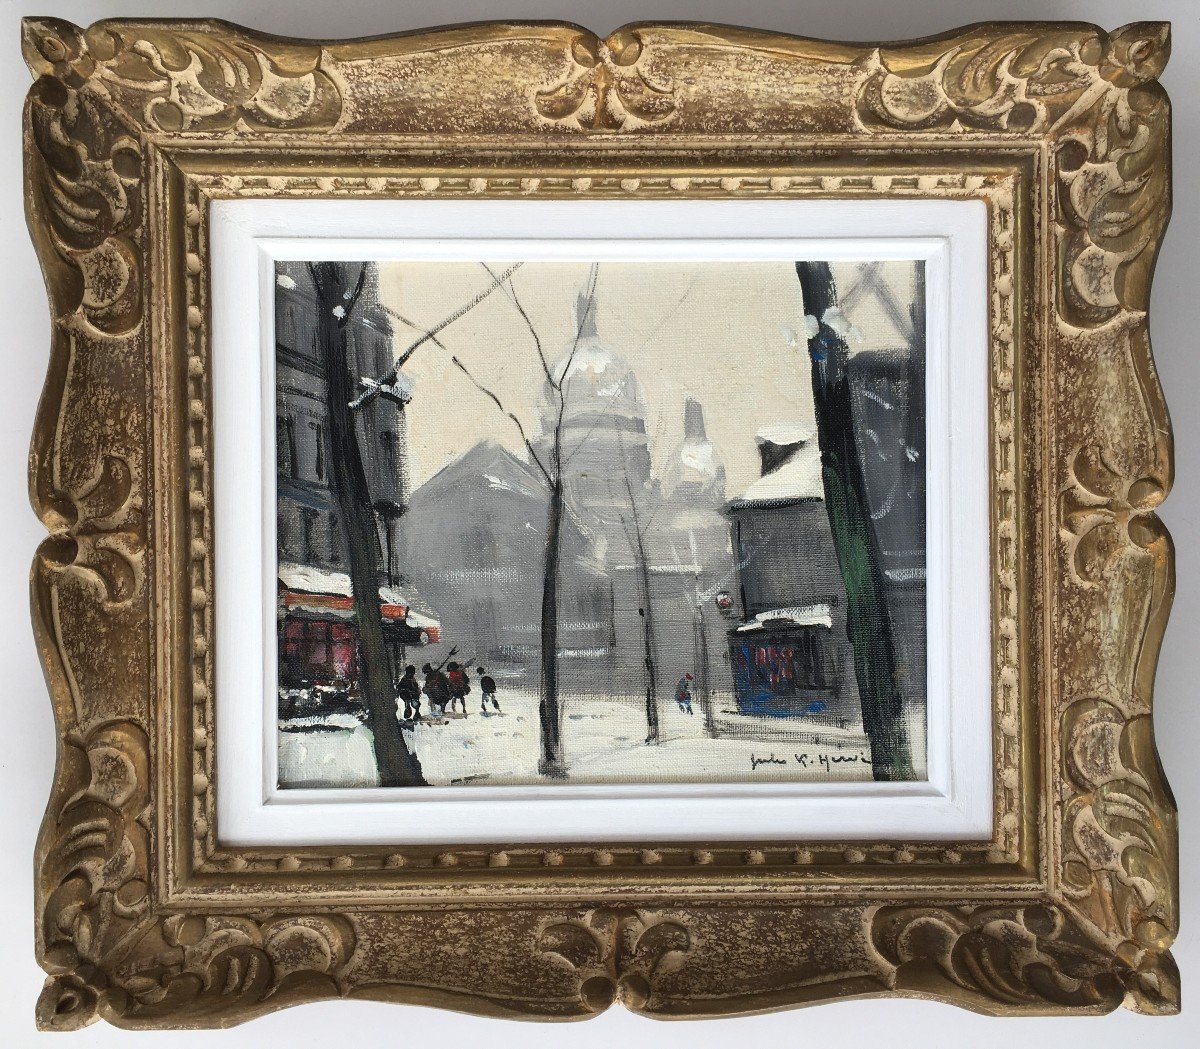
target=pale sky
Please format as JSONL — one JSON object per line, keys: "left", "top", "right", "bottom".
{"left": 376, "top": 260, "right": 919, "bottom": 496}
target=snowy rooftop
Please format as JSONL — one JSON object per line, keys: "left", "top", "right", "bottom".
{"left": 418, "top": 440, "right": 545, "bottom": 502}
{"left": 278, "top": 562, "right": 435, "bottom": 624}
{"left": 755, "top": 424, "right": 814, "bottom": 447}
{"left": 556, "top": 341, "right": 614, "bottom": 382}
{"left": 679, "top": 438, "right": 717, "bottom": 476}
{"left": 729, "top": 439, "right": 825, "bottom": 508}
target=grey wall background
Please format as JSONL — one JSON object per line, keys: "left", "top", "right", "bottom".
{"left": 1, "top": 0, "right": 1194, "bottom": 1043}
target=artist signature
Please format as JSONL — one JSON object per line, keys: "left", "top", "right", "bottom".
{"left": 750, "top": 751, "right": 867, "bottom": 772}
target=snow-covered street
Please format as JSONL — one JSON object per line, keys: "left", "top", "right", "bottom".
{"left": 277, "top": 689, "right": 873, "bottom": 788}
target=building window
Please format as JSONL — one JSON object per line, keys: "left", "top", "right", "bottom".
{"left": 329, "top": 513, "right": 342, "bottom": 565}
{"left": 378, "top": 431, "right": 395, "bottom": 475}
{"left": 276, "top": 510, "right": 293, "bottom": 560}
{"left": 281, "top": 619, "right": 359, "bottom": 687}
{"left": 277, "top": 304, "right": 296, "bottom": 348}
{"left": 312, "top": 422, "right": 326, "bottom": 481}
{"left": 300, "top": 508, "right": 319, "bottom": 564}
{"left": 277, "top": 415, "right": 297, "bottom": 477}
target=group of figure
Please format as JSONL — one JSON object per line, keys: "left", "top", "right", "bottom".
{"left": 396, "top": 660, "right": 695, "bottom": 723}
{"left": 396, "top": 659, "right": 501, "bottom": 722}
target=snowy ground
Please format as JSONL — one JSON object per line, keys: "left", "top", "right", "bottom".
{"left": 277, "top": 689, "right": 876, "bottom": 789}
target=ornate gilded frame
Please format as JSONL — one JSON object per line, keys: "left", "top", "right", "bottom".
{"left": 23, "top": 16, "right": 1178, "bottom": 1029}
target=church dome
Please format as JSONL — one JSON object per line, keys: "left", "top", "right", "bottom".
{"left": 543, "top": 284, "right": 648, "bottom": 427}
{"left": 556, "top": 342, "right": 647, "bottom": 413}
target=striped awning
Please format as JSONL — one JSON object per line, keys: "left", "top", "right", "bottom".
{"left": 278, "top": 562, "right": 441, "bottom": 642}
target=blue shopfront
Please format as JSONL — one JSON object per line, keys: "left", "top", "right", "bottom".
{"left": 728, "top": 607, "right": 838, "bottom": 718}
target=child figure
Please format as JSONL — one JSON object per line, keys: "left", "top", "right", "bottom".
{"left": 478, "top": 667, "right": 500, "bottom": 713}
{"left": 676, "top": 672, "right": 695, "bottom": 715}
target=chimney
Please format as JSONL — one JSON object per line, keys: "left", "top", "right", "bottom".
{"left": 683, "top": 395, "right": 707, "bottom": 441}
{"left": 754, "top": 426, "right": 810, "bottom": 476}
{"left": 575, "top": 262, "right": 600, "bottom": 339}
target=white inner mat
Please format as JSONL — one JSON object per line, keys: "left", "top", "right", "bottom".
{"left": 210, "top": 197, "right": 992, "bottom": 845}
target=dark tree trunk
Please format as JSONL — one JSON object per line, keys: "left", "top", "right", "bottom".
{"left": 795, "top": 261, "right": 913, "bottom": 781}
{"left": 694, "top": 598, "right": 715, "bottom": 737}
{"left": 310, "top": 262, "right": 425, "bottom": 788}
{"left": 905, "top": 265, "right": 927, "bottom": 485}
{"left": 538, "top": 477, "right": 566, "bottom": 776}
{"left": 614, "top": 433, "right": 660, "bottom": 744}
{"left": 631, "top": 523, "right": 660, "bottom": 744}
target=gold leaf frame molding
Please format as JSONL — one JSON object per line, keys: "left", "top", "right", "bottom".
{"left": 22, "top": 17, "right": 1178, "bottom": 1029}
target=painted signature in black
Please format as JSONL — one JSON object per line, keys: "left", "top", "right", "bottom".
{"left": 750, "top": 751, "right": 867, "bottom": 772}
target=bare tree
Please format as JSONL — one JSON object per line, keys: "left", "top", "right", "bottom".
{"left": 611, "top": 428, "right": 663, "bottom": 744}
{"left": 687, "top": 530, "right": 716, "bottom": 738}
{"left": 619, "top": 484, "right": 661, "bottom": 744}
{"left": 662, "top": 526, "right": 768, "bottom": 739}
{"left": 307, "top": 261, "right": 424, "bottom": 787}
{"left": 576, "top": 285, "right": 702, "bottom": 745}
{"left": 446, "top": 264, "right": 600, "bottom": 777}
{"left": 349, "top": 263, "right": 523, "bottom": 411}
{"left": 303, "top": 260, "right": 526, "bottom": 788}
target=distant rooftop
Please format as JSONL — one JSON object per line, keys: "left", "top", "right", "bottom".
{"left": 728, "top": 427, "right": 824, "bottom": 509}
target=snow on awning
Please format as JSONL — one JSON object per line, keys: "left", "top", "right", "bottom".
{"left": 736, "top": 603, "right": 833, "bottom": 633}
{"left": 885, "top": 566, "right": 926, "bottom": 583}
{"left": 278, "top": 562, "right": 440, "bottom": 640}
{"left": 611, "top": 563, "right": 703, "bottom": 575}
{"left": 278, "top": 562, "right": 354, "bottom": 598}
{"left": 402, "top": 608, "right": 439, "bottom": 632}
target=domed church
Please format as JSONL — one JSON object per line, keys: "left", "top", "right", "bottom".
{"left": 537, "top": 285, "right": 657, "bottom": 568}
{"left": 536, "top": 281, "right": 735, "bottom": 703}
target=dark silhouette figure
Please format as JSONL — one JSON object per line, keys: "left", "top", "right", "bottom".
{"left": 397, "top": 664, "right": 421, "bottom": 721}
{"left": 478, "top": 667, "right": 500, "bottom": 712}
{"left": 422, "top": 662, "right": 450, "bottom": 718}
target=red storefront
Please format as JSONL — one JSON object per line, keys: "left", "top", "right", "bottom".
{"left": 278, "top": 564, "right": 440, "bottom": 687}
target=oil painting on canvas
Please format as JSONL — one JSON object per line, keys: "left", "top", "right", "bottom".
{"left": 273, "top": 258, "right": 927, "bottom": 788}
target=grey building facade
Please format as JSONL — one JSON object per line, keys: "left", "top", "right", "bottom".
{"left": 723, "top": 429, "right": 863, "bottom": 725}
{"left": 400, "top": 289, "right": 737, "bottom": 708}
{"left": 274, "top": 262, "right": 432, "bottom": 689}
{"left": 538, "top": 293, "right": 735, "bottom": 704}
{"left": 275, "top": 261, "right": 408, "bottom": 578}
{"left": 401, "top": 441, "right": 613, "bottom": 690}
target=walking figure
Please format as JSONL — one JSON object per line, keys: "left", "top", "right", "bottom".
{"left": 478, "top": 667, "right": 500, "bottom": 712}
{"left": 422, "top": 662, "right": 450, "bottom": 717}
{"left": 397, "top": 664, "right": 421, "bottom": 720}
{"left": 446, "top": 661, "right": 471, "bottom": 715}
{"left": 676, "top": 672, "right": 695, "bottom": 715}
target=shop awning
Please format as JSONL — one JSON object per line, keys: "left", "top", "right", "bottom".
{"left": 735, "top": 603, "right": 832, "bottom": 633}
{"left": 278, "top": 563, "right": 441, "bottom": 642}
